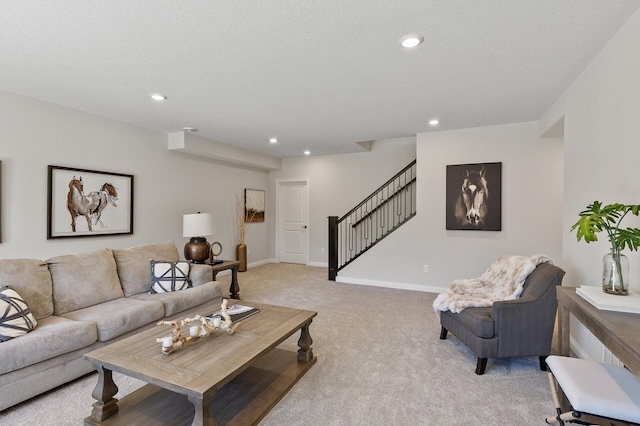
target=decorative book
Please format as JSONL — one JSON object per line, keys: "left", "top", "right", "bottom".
{"left": 206, "top": 304, "right": 260, "bottom": 323}
{"left": 576, "top": 285, "right": 640, "bottom": 314}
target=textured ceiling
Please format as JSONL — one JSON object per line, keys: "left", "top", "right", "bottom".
{"left": 1, "top": 1, "right": 638, "bottom": 158}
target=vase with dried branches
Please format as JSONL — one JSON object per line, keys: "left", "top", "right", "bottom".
{"left": 234, "top": 194, "right": 257, "bottom": 271}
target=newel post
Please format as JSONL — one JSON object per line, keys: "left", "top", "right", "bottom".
{"left": 328, "top": 216, "right": 338, "bottom": 281}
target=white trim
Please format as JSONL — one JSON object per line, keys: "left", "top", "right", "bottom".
{"left": 275, "top": 177, "right": 310, "bottom": 264}
{"left": 336, "top": 275, "right": 441, "bottom": 293}
{"left": 570, "top": 335, "right": 591, "bottom": 361}
{"left": 212, "top": 258, "right": 276, "bottom": 277}
{"left": 307, "top": 261, "right": 327, "bottom": 268}
{"left": 248, "top": 258, "right": 276, "bottom": 268}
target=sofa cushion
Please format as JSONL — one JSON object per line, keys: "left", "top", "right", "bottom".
{"left": 150, "top": 260, "right": 191, "bottom": 293}
{"left": 0, "top": 315, "right": 97, "bottom": 374}
{"left": 112, "top": 241, "right": 180, "bottom": 297}
{"left": 61, "top": 297, "right": 164, "bottom": 341}
{"left": 0, "top": 259, "right": 53, "bottom": 320}
{"left": 48, "top": 249, "right": 124, "bottom": 315}
{"left": 189, "top": 263, "right": 214, "bottom": 286}
{"left": 446, "top": 307, "right": 495, "bottom": 338}
{"left": 132, "top": 281, "right": 222, "bottom": 317}
{"left": 0, "top": 286, "right": 37, "bottom": 342}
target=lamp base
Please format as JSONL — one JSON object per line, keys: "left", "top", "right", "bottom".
{"left": 184, "top": 237, "right": 210, "bottom": 263}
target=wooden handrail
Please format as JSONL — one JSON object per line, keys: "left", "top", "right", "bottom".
{"left": 339, "top": 160, "right": 416, "bottom": 222}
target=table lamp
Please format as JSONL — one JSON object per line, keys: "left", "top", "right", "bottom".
{"left": 183, "top": 212, "right": 215, "bottom": 263}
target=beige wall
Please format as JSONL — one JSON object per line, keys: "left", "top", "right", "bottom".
{"left": 338, "top": 121, "right": 563, "bottom": 290}
{"left": 268, "top": 137, "right": 417, "bottom": 264}
{"left": 0, "top": 90, "right": 270, "bottom": 263}
{"left": 540, "top": 8, "right": 640, "bottom": 360}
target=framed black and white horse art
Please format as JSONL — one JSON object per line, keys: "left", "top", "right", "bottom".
{"left": 446, "top": 162, "right": 501, "bottom": 231}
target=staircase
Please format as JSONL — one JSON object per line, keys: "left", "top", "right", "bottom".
{"left": 328, "top": 160, "right": 417, "bottom": 280}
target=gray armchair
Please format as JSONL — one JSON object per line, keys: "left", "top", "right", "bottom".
{"left": 439, "top": 262, "right": 565, "bottom": 375}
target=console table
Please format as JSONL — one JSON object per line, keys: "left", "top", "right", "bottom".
{"left": 557, "top": 286, "right": 640, "bottom": 376}
{"left": 210, "top": 260, "right": 241, "bottom": 299}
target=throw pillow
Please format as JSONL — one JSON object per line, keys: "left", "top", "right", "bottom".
{"left": 113, "top": 242, "right": 180, "bottom": 297}
{"left": 0, "top": 286, "right": 37, "bottom": 342}
{"left": 150, "top": 261, "right": 192, "bottom": 294}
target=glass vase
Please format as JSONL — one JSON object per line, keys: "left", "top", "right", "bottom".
{"left": 602, "top": 249, "right": 629, "bottom": 295}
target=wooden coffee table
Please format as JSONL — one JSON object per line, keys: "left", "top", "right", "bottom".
{"left": 83, "top": 301, "right": 317, "bottom": 426}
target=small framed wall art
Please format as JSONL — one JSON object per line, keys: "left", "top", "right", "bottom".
{"left": 445, "top": 162, "right": 502, "bottom": 231}
{"left": 47, "top": 165, "right": 134, "bottom": 238}
{"left": 244, "top": 189, "right": 265, "bottom": 223}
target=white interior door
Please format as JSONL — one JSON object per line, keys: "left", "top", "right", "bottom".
{"left": 279, "top": 180, "right": 308, "bottom": 264}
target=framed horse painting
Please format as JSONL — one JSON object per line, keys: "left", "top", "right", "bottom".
{"left": 445, "top": 162, "right": 501, "bottom": 231}
{"left": 47, "top": 165, "right": 134, "bottom": 239}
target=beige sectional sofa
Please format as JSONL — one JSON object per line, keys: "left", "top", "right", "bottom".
{"left": 0, "top": 241, "right": 222, "bottom": 411}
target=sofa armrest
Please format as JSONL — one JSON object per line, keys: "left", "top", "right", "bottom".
{"left": 493, "top": 262, "right": 564, "bottom": 347}
{"left": 189, "top": 264, "right": 213, "bottom": 286}
{"left": 492, "top": 287, "right": 558, "bottom": 356}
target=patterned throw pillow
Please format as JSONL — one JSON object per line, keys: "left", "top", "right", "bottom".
{"left": 0, "top": 286, "right": 37, "bottom": 342}
{"left": 150, "top": 261, "right": 192, "bottom": 294}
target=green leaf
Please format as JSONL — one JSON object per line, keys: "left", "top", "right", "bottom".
{"left": 571, "top": 215, "right": 603, "bottom": 243}
{"left": 616, "top": 228, "right": 640, "bottom": 251}
{"left": 572, "top": 201, "right": 640, "bottom": 252}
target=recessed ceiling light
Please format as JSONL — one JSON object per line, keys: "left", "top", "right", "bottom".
{"left": 150, "top": 94, "right": 167, "bottom": 101}
{"left": 183, "top": 127, "right": 197, "bottom": 132}
{"left": 269, "top": 137, "right": 278, "bottom": 144}
{"left": 400, "top": 34, "right": 424, "bottom": 48}
{"left": 304, "top": 150, "right": 311, "bottom": 156}
{"left": 429, "top": 119, "right": 440, "bottom": 126}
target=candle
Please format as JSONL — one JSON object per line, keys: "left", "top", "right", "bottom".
{"left": 190, "top": 326, "right": 199, "bottom": 337}
{"left": 162, "top": 336, "right": 173, "bottom": 348}
{"left": 213, "top": 317, "right": 221, "bottom": 328}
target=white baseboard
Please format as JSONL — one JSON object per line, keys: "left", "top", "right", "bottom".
{"left": 212, "top": 258, "right": 275, "bottom": 277}
{"left": 336, "top": 275, "right": 440, "bottom": 293}
{"left": 307, "top": 261, "right": 327, "bottom": 268}
{"left": 249, "top": 258, "right": 276, "bottom": 268}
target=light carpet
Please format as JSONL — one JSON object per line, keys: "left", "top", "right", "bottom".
{"left": 0, "top": 263, "right": 554, "bottom": 425}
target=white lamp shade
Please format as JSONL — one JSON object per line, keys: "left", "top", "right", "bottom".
{"left": 183, "top": 213, "right": 215, "bottom": 237}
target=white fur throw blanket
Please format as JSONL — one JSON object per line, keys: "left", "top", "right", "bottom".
{"left": 433, "top": 254, "right": 551, "bottom": 314}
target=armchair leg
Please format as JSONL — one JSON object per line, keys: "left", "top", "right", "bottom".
{"left": 539, "top": 356, "right": 548, "bottom": 371}
{"left": 439, "top": 326, "right": 448, "bottom": 340}
{"left": 475, "top": 357, "right": 487, "bottom": 375}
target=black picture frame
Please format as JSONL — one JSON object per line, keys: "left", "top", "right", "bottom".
{"left": 47, "top": 165, "right": 134, "bottom": 239}
{"left": 446, "top": 162, "right": 502, "bottom": 231}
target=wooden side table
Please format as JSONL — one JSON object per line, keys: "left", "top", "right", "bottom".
{"left": 556, "top": 286, "right": 640, "bottom": 375}
{"left": 210, "top": 260, "right": 242, "bottom": 299}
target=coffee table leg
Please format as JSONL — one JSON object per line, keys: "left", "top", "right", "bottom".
{"left": 88, "top": 365, "right": 119, "bottom": 422}
{"left": 188, "top": 394, "right": 217, "bottom": 426}
{"left": 229, "top": 266, "right": 240, "bottom": 299}
{"left": 297, "top": 320, "right": 314, "bottom": 362}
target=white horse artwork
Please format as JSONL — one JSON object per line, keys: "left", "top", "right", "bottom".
{"left": 454, "top": 166, "right": 489, "bottom": 229}
{"left": 88, "top": 183, "right": 118, "bottom": 228}
{"left": 66, "top": 177, "right": 118, "bottom": 231}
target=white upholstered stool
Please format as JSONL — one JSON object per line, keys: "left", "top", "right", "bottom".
{"left": 545, "top": 355, "right": 640, "bottom": 425}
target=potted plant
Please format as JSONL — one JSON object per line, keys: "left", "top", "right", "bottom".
{"left": 571, "top": 201, "right": 640, "bottom": 295}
